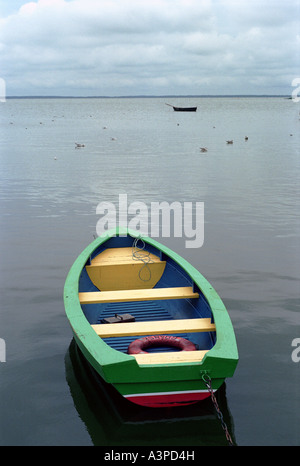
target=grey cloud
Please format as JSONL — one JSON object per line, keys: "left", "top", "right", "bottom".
{"left": 0, "top": 0, "right": 299, "bottom": 96}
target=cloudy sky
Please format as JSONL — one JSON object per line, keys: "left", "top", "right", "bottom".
{"left": 0, "top": 0, "right": 299, "bottom": 96}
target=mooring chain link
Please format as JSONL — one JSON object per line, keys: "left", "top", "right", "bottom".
{"left": 202, "top": 374, "right": 235, "bottom": 446}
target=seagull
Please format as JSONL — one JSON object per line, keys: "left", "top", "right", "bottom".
{"left": 200, "top": 147, "right": 208, "bottom": 152}
{"left": 226, "top": 140, "right": 233, "bottom": 144}
{"left": 75, "top": 143, "right": 85, "bottom": 148}
{"left": 245, "top": 136, "right": 248, "bottom": 141}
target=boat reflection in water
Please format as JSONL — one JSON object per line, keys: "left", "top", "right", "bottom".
{"left": 65, "top": 340, "right": 236, "bottom": 446}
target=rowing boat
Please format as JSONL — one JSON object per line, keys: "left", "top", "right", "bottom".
{"left": 165, "top": 103, "right": 197, "bottom": 112}
{"left": 64, "top": 228, "right": 238, "bottom": 408}
{"left": 173, "top": 106, "right": 197, "bottom": 112}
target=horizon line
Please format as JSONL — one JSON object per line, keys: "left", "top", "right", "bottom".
{"left": 6, "top": 94, "right": 290, "bottom": 99}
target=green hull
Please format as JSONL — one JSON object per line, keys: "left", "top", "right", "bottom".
{"left": 64, "top": 228, "right": 238, "bottom": 408}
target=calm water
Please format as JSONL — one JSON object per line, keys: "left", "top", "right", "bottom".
{"left": 0, "top": 97, "right": 299, "bottom": 446}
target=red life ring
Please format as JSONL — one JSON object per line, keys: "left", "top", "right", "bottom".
{"left": 127, "top": 335, "right": 197, "bottom": 354}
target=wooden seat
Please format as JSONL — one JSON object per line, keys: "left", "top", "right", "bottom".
{"left": 91, "top": 318, "right": 216, "bottom": 338}
{"left": 133, "top": 350, "right": 209, "bottom": 365}
{"left": 79, "top": 286, "right": 199, "bottom": 305}
{"left": 90, "top": 247, "right": 162, "bottom": 266}
{"left": 86, "top": 247, "right": 166, "bottom": 291}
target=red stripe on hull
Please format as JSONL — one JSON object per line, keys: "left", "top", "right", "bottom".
{"left": 125, "top": 391, "right": 211, "bottom": 408}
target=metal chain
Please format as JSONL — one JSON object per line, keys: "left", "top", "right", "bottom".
{"left": 202, "top": 374, "right": 235, "bottom": 446}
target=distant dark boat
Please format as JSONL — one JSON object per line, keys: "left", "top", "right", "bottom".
{"left": 173, "top": 106, "right": 197, "bottom": 112}
{"left": 166, "top": 103, "right": 197, "bottom": 112}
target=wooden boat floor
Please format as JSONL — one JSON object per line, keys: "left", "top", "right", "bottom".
{"left": 87, "top": 300, "right": 215, "bottom": 356}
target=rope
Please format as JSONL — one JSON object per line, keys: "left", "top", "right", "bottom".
{"left": 132, "top": 236, "right": 153, "bottom": 282}
{"left": 202, "top": 374, "right": 235, "bottom": 446}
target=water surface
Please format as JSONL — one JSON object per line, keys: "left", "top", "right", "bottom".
{"left": 0, "top": 97, "right": 299, "bottom": 446}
